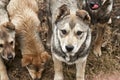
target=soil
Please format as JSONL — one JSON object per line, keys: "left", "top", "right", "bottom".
{"left": 5, "top": 0, "right": 120, "bottom": 80}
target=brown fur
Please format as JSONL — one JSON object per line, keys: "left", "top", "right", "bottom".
{"left": 0, "top": 22, "right": 15, "bottom": 80}
{"left": 7, "top": 0, "right": 51, "bottom": 79}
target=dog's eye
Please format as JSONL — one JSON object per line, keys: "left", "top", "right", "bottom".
{"left": 10, "top": 41, "right": 13, "bottom": 45}
{"left": 0, "top": 44, "right": 3, "bottom": 47}
{"left": 76, "top": 31, "right": 82, "bottom": 36}
{"left": 61, "top": 30, "right": 67, "bottom": 35}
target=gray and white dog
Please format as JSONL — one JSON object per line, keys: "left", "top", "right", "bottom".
{"left": 48, "top": 0, "right": 92, "bottom": 80}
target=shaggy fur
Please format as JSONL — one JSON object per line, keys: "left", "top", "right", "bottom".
{"left": 7, "top": 0, "right": 50, "bottom": 79}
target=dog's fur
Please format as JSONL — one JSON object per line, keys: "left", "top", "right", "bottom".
{"left": 0, "top": 0, "right": 16, "bottom": 80}
{"left": 0, "top": 0, "right": 9, "bottom": 24}
{"left": 81, "top": 0, "right": 113, "bottom": 56}
{"left": 0, "top": 22, "right": 15, "bottom": 80}
{"left": 7, "top": 0, "right": 50, "bottom": 79}
{"left": 49, "top": 0, "right": 91, "bottom": 80}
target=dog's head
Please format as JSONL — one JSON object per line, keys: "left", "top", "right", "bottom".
{"left": 0, "top": 22, "right": 15, "bottom": 60}
{"left": 54, "top": 5, "right": 91, "bottom": 57}
{"left": 84, "top": 0, "right": 106, "bottom": 10}
{"left": 22, "top": 51, "right": 51, "bottom": 80}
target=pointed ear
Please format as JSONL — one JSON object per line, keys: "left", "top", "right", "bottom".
{"left": 21, "top": 54, "right": 32, "bottom": 67}
{"left": 55, "top": 4, "right": 70, "bottom": 23}
{"left": 76, "top": 10, "right": 91, "bottom": 24}
{"left": 4, "top": 22, "right": 15, "bottom": 32}
{"left": 41, "top": 51, "right": 51, "bottom": 62}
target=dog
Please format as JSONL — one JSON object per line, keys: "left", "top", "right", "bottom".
{"left": 49, "top": 0, "right": 92, "bottom": 80}
{"left": 81, "top": 0, "right": 113, "bottom": 56}
{"left": 0, "top": 22, "right": 15, "bottom": 80}
{"left": 0, "top": 0, "right": 15, "bottom": 80}
{"left": 7, "top": 0, "right": 51, "bottom": 79}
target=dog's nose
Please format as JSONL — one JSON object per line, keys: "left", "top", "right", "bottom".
{"left": 65, "top": 45, "right": 74, "bottom": 52}
{"left": 90, "top": 2, "right": 95, "bottom": 7}
{"left": 89, "top": 2, "right": 99, "bottom": 9}
{"left": 7, "top": 54, "right": 13, "bottom": 60}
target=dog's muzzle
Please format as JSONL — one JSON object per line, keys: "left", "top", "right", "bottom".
{"left": 89, "top": 2, "right": 99, "bottom": 10}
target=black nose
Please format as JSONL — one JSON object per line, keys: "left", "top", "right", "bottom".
{"left": 90, "top": 2, "right": 96, "bottom": 7}
{"left": 7, "top": 54, "right": 13, "bottom": 60}
{"left": 65, "top": 45, "right": 74, "bottom": 52}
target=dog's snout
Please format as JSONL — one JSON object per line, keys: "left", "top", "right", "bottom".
{"left": 7, "top": 54, "right": 13, "bottom": 60}
{"left": 89, "top": 2, "right": 99, "bottom": 10}
{"left": 90, "top": 2, "right": 95, "bottom": 6}
{"left": 65, "top": 45, "right": 74, "bottom": 52}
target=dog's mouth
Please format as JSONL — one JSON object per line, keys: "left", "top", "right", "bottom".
{"left": 89, "top": 2, "right": 100, "bottom": 10}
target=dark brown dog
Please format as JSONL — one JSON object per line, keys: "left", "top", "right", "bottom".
{"left": 82, "top": 0, "right": 113, "bottom": 56}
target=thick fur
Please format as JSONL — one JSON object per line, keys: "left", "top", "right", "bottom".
{"left": 49, "top": 0, "right": 92, "bottom": 80}
{"left": 0, "top": 22, "right": 15, "bottom": 80}
{"left": 82, "top": 0, "right": 113, "bottom": 56}
{"left": 7, "top": 0, "right": 50, "bottom": 79}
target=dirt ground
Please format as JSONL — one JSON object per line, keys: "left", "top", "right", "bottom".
{"left": 5, "top": 0, "right": 120, "bottom": 80}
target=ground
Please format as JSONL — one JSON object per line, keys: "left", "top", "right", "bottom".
{"left": 5, "top": 0, "right": 120, "bottom": 80}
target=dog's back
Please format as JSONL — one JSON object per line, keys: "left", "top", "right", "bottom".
{"left": 7, "top": 0, "right": 51, "bottom": 79}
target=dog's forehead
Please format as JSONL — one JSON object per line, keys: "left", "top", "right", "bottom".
{"left": 0, "top": 30, "right": 8, "bottom": 39}
{"left": 87, "top": 0, "right": 106, "bottom": 4}
{"left": 58, "top": 16, "right": 89, "bottom": 30}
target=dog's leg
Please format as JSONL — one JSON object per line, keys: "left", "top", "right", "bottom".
{"left": 93, "top": 24, "right": 105, "bottom": 57}
{"left": 76, "top": 59, "right": 87, "bottom": 80}
{"left": 0, "top": 57, "right": 9, "bottom": 80}
{"left": 53, "top": 55, "right": 63, "bottom": 80}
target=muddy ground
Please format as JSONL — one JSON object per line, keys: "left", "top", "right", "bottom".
{"left": 5, "top": 0, "right": 120, "bottom": 80}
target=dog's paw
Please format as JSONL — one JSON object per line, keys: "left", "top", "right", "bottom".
{"left": 93, "top": 47, "right": 102, "bottom": 57}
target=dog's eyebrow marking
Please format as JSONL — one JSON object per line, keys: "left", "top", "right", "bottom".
{"left": 69, "top": 19, "right": 75, "bottom": 29}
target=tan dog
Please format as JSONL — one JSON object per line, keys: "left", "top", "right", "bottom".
{"left": 7, "top": 0, "right": 50, "bottom": 79}
{"left": 0, "top": 22, "right": 15, "bottom": 80}
{"left": 0, "top": 0, "right": 15, "bottom": 80}
{"left": 49, "top": 0, "right": 92, "bottom": 80}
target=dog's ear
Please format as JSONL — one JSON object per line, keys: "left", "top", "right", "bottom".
{"left": 55, "top": 4, "right": 70, "bottom": 23}
{"left": 4, "top": 22, "right": 15, "bottom": 32}
{"left": 22, "top": 54, "right": 32, "bottom": 67}
{"left": 41, "top": 51, "right": 51, "bottom": 62}
{"left": 76, "top": 10, "right": 91, "bottom": 24}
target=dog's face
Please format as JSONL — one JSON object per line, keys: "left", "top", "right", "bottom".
{"left": 22, "top": 52, "right": 50, "bottom": 80}
{"left": 0, "top": 22, "right": 15, "bottom": 60}
{"left": 55, "top": 5, "right": 91, "bottom": 57}
{"left": 85, "top": 0, "right": 106, "bottom": 10}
